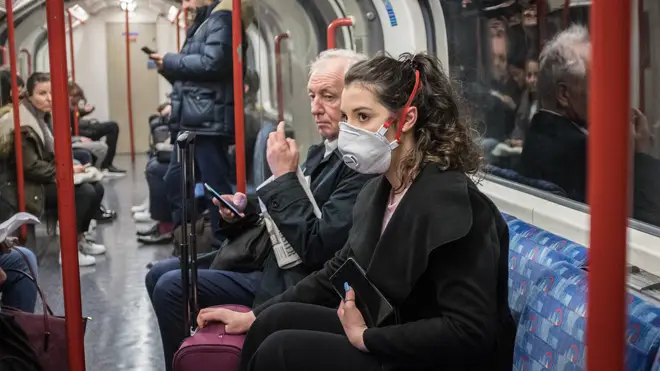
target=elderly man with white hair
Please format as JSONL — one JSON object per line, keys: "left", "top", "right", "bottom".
{"left": 145, "top": 49, "right": 374, "bottom": 370}
{"left": 518, "top": 25, "right": 660, "bottom": 225}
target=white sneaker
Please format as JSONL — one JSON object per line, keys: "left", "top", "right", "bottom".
{"left": 59, "top": 251, "right": 96, "bottom": 267}
{"left": 131, "top": 199, "right": 149, "bottom": 213}
{"left": 102, "top": 169, "right": 126, "bottom": 178}
{"left": 80, "top": 239, "right": 107, "bottom": 255}
{"left": 133, "top": 211, "right": 153, "bottom": 223}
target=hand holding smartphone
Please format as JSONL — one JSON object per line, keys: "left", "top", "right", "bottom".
{"left": 204, "top": 183, "right": 243, "bottom": 218}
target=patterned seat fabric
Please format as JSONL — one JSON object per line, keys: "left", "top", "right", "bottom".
{"left": 506, "top": 219, "right": 589, "bottom": 267}
{"left": 508, "top": 240, "right": 579, "bottom": 322}
{"left": 514, "top": 262, "right": 660, "bottom": 371}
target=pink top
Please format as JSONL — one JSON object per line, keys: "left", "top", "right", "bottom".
{"left": 381, "top": 186, "right": 410, "bottom": 235}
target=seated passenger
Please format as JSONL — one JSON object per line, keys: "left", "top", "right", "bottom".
{"left": 0, "top": 71, "right": 107, "bottom": 267}
{"left": 0, "top": 238, "right": 38, "bottom": 313}
{"left": 68, "top": 82, "right": 125, "bottom": 176}
{"left": 145, "top": 49, "right": 373, "bottom": 371}
{"left": 518, "top": 25, "right": 660, "bottom": 225}
{"left": 197, "top": 53, "right": 515, "bottom": 371}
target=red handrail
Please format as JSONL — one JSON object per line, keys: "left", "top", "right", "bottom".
{"left": 173, "top": 8, "right": 182, "bottom": 52}
{"left": 232, "top": 0, "right": 246, "bottom": 193}
{"left": 586, "top": 0, "right": 631, "bottom": 370}
{"left": 327, "top": 17, "right": 353, "bottom": 49}
{"left": 67, "top": 10, "right": 79, "bottom": 136}
{"left": 0, "top": 46, "right": 7, "bottom": 66}
{"left": 538, "top": 0, "right": 548, "bottom": 49}
{"left": 125, "top": 8, "right": 136, "bottom": 163}
{"left": 274, "top": 33, "right": 290, "bottom": 123}
{"left": 562, "top": 0, "right": 571, "bottom": 28}
{"left": 6, "top": 0, "right": 27, "bottom": 240}
{"left": 19, "top": 48, "right": 32, "bottom": 75}
{"left": 46, "top": 0, "right": 86, "bottom": 369}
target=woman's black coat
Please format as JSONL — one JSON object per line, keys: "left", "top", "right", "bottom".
{"left": 254, "top": 164, "right": 516, "bottom": 371}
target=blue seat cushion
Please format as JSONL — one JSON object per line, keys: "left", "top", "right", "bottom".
{"left": 514, "top": 262, "right": 660, "bottom": 371}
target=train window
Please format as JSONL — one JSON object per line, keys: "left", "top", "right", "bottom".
{"left": 443, "top": 0, "right": 660, "bottom": 233}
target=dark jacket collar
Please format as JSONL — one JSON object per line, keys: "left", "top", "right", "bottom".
{"left": 349, "top": 164, "right": 474, "bottom": 303}
{"left": 302, "top": 142, "right": 341, "bottom": 175}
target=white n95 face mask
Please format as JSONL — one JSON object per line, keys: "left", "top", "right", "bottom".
{"left": 338, "top": 69, "right": 422, "bottom": 175}
{"left": 338, "top": 121, "right": 399, "bottom": 174}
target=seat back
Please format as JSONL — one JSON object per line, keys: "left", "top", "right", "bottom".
{"left": 514, "top": 262, "right": 660, "bottom": 371}
{"left": 505, "top": 218, "right": 589, "bottom": 267}
{"left": 508, "top": 240, "right": 580, "bottom": 322}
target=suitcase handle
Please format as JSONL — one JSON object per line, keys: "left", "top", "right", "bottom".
{"left": 177, "top": 131, "right": 199, "bottom": 337}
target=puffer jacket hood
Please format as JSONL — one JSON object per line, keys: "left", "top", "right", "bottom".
{"left": 216, "top": 0, "right": 255, "bottom": 26}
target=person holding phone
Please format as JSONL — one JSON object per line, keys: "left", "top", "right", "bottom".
{"left": 197, "top": 53, "right": 515, "bottom": 371}
{"left": 146, "top": 49, "right": 374, "bottom": 371}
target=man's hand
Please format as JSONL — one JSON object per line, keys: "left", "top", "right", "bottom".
{"left": 84, "top": 103, "right": 95, "bottom": 112}
{"left": 266, "top": 122, "right": 299, "bottom": 178}
{"left": 0, "top": 268, "right": 6, "bottom": 286}
{"left": 632, "top": 108, "right": 654, "bottom": 155}
{"left": 150, "top": 53, "right": 164, "bottom": 69}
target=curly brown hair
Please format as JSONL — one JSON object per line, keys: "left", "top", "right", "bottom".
{"left": 344, "top": 52, "right": 482, "bottom": 187}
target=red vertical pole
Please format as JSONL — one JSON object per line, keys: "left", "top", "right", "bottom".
{"left": 586, "top": 0, "right": 631, "bottom": 370}
{"left": 274, "top": 33, "right": 290, "bottom": 123}
{"left": 7, "top": 0, "right": 27, "bottom": 240}
{"left": 327, "top": 18, "right": 353, "bottom": 49}
{"left": 125, "top": 8, "right": 136, "bottom": 163}
{"left": 20, "top": 48, "right": 32, "bottom": 75}
{"left": 67, "top": 10, "right": 80, "bottom": 136}
{"left": 45, "top": 0, "right": 86, "bottom": 369}
{"left": 232, "top": 0, "right": 246, "bottom": 193}
{"left": 562, "top": 0, "right": 571, "bottom": 28}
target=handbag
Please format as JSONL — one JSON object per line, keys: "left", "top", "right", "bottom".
{"left": 209, "top": 213, "right": 271, "bottom": 272}
{"left": 1, "top": 248, "right": 88, "bottom": 371}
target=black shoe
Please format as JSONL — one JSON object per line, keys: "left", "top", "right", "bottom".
{"left": 136, "top": 224, "right": 158, "bottom": 236}
{"left": 94, "top": 206, "right": 116, "bottom": 223}
{"left": 105, "top": 165, "right": 126, "bottom": 173}
{"left": 137, "top": 230, "right": 173, "bottom": 244}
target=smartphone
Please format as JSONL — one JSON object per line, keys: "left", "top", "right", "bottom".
{"left": 329, "top": 257, "right": 395, "bottom": 327}
{"left": 204, "top": 183, "right": 242, "bottom": 217}
{"left": 141, "top": 46, "right": 156, "bottom": 55}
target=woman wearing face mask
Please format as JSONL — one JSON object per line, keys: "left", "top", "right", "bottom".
{"left": 0, "top": 72, "right": 106, "bottom": 266}
{"left": 195, "top": 53, "right": 515, "bottom": 371}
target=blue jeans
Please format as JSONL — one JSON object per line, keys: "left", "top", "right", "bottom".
{"left": 0, "top": 247, "right": 39, "bottom": 312}
{"left": 146, "top": 257, "right": 262, "bottom": 371}
{"left": 146, "top": 156, "right": 172, "bottom": 222}
{"left": 164, "top": 135, "right": 232, "bottom": 249}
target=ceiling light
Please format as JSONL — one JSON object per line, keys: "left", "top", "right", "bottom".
{"left": 68, "top": 4, "right": 90, "bottom": 22}
{"left": 120, "top": 0, "right": 137, "bottom": 12}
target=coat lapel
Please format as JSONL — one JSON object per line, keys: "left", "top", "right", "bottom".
{"left": 350, "top": 165, "right": 475, "bottom": 305}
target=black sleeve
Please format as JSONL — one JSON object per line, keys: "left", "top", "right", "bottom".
{"left": 22, "top": 137, "right": 56, "bottom": 184}
{"left": 256, "top": 169, "right": 370, "bottom": 270}
{"left": 252, "top": 245, "right": 350, "bottom": 316}
{"left": 363, "top": 197, "right": 501, "bottom": 367}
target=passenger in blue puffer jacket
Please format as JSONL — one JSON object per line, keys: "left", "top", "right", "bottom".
{"left": 150, "top": 0, "right": 255, "bottom": 249}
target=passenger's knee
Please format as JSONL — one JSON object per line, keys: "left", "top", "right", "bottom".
{"left": 251, "top": 330, "right": 297, "bottom": 366}
{"left": 76, "top": 183, "right": 97, "bottom": 203}
{"left": 252, "top": 302, "right": 299, "bottom": 330}
{"left": 152, "top": 270, "right": 182, "bottom": 309}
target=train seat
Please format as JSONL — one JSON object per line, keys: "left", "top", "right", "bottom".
{"left": 505, "top": 218, "right": 589, "bottom": 267}
{"left": 514, "top": 262, "right": 660, "bottom": 371}
{"left": 508, "top": 240, "right": 582, "bottom": 322}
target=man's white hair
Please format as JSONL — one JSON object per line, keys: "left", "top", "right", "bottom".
{"left": 537, "top": 24, "right": 590, "bottom": 106}
{"left": 308, "top": 49, "right": 368, "bottom": 77}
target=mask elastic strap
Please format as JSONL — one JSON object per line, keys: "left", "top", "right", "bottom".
{"left": 380, "top": 70, "right": 422, "bottom": 144}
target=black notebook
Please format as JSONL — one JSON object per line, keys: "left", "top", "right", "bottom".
{"left": 329, "top": 257, "right": 395, "bottom": 327}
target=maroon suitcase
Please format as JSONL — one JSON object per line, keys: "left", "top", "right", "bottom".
{"left": 172, "top": 132, "right": 249, "bottom": 371}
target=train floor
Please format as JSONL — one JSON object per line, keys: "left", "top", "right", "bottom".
{"left": 34, "top": 155, "right": 170, "bottom": 370}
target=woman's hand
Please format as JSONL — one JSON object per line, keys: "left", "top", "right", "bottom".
{"left": 338, "top": 283, "right": 369, "bottom": 352}
{"left": 73, "top": 165, "right": 86, "bottom": 174}
{"left": 196, "top": 308, "right": 256, "bottom": 335}
{"left": 212, "top": 192, "right": 247, "bottom": 222}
